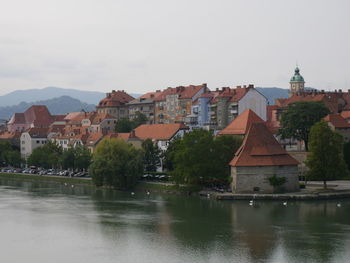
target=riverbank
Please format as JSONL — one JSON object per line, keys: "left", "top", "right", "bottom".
{"left": 205, "top": 181, "right": 350, "bottom": 201}
{"left": 0, "top": 172, "right": 198, "bottom": 195}
{"left": 0, "top": 172, "right": 93, "bottom": 186}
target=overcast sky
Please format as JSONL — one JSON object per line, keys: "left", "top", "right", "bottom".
{"left": 0, "top": 0, "right": 349, "bottom": 96}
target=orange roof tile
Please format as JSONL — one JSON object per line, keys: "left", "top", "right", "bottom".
{"left": 324, "top": 114, "right": 350, "bottom": 128}
{"left": 340, "top": 111, "right": 350, "bottom": 119}
{"left": 97, "top": 90, "right": 134, "bottom": 107}
{"left": 0, "top": 131, "right": 21, "bottom": 139}
{"left": 219, "top": 109, "right": 265, "bottom": 135}
{"left": 103, "top": 132, "right": 131, "bottom": 142}
{"left": 134, "top": 123, "right": 188, "bottom": 140}
{"left": 26, "top": 127, "right": 50, "bottom": 138}
{"left": 230, "top": 123, "right": 299, "bottom": 167}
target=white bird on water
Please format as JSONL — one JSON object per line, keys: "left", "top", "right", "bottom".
{"left": 283, "top": 202, "right": 287, "bottom": 206}
{"left": 249, "top": 200, "right": 254, "bottom": 206}
{"left": 131, "top": 192, "right": 135, "bottom": 196}
{"left": 146, "top": 191, "right": 150, "bottom": 195}
{"left": 64, "top": 183, "right": 67, "bottom": 186}
{"left": 71, "top": 185, "right": 74, "bottom": 188}
{"left": 337, "top": 203, "right": 341, "bottom": 208}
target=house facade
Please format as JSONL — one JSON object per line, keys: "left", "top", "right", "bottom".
{"left": 96, "top": 90, "right": 134, "bottom": 120}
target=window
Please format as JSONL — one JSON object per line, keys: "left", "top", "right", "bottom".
{"left": 36, "top": 140, "right": 40, "bottom": 144}
{"left": 22, "top": 141, "right": 25, "bottom": 144}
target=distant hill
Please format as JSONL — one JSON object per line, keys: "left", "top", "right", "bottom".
{"left": 0, "top": 87, "right": 142, "bottom": 106}
{"left": 256, "top": 87, "right": 289, "bottom": 105}
{"left": 0, "top": 96, "right": 96, "bottom": 120}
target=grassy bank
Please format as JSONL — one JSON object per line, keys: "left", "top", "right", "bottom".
{"left": 0, "top": 172, "right": 93, "bottom": 186}
{"left": 0, "top": 173, "right": 201, "bottom": 195}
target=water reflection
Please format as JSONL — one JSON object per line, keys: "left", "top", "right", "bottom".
{"left": 0, "top": 178, "right": 349, "bottom": 263}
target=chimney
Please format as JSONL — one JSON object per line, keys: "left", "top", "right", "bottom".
{"left": 243, "top": 85, "right": 247, "bottom": 88}
{"left": 321, "top": 90, "right": 325, "bottom": 93}
{"left": 216, "top": 88, "right": 219, "bottom": 91}
{"left": 202, "top": 83, "right": 207, "bottom": 88}
{"left": 339, "top": 89, "right": 342, "bottom": 93}
{"left": 335, "top": 89, "right": 337, "bottom": 93}
{"left": 237, "top": 85, "right": 241, "bottom": 89}
{"left": 112, "top": 90, "right": 116, "bottom": 93}
{"left": 348, "top": 89, "right": 350, "bottom": 93}
{"left": 248, "top": 84, "right": 254, "bottom": 89}
{"left": 156, "top": 90, "right": 161, "bottom": 92}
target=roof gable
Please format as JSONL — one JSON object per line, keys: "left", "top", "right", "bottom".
{"left": 230, "top": 123, "right": 299, "bottom": 167}
{"left": 134, "top": 123, "right": 188, "bottom": 140}
{"left": 219, "top": 109, "right": 265, "bottom": 135}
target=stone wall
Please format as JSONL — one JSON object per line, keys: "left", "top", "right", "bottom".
{"left": 231, "top": 165, "right": 299, "bottom": 193}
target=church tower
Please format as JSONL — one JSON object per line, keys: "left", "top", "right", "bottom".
{"left": 289, "top": 66, "right": 305, "bottom": 95}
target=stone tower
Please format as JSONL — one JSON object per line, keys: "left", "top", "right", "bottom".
{"left": 289, "top": 67, "right": 305, "bottom": 95}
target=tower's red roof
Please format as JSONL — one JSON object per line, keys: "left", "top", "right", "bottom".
{"left": 219, "top": 109, "right": 265, "bottom": 135}
{"left": 230, "top": 123, "right": 299, "bottom": 167}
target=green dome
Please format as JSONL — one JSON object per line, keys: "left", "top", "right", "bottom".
{"left": 290, "top": 67, "right": 305, "bottom": 82}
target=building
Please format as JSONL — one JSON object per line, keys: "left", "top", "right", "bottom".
{"left": 128, "top": 91, "right": 162, "bottom": 123}
{"left": 96, "top": 90, "right": 134, "bottom": 119}
{"left": 289, "top": 67, "right": 305, "bottom": 95}
{"left": 324, "top": 114, "right": 350, "bottom": 142}
{"left": 208, "top": 85, "right": 267, "bottom": 130}
{"left": 154, "top": 84, "right": 208, "bottom": 124}
{"left": 20, "top": 128, "right": 50, "bottom": 159}
{"left": 230, "top": 123, "right": 299, "bottom": 193}
{"left": 7, "top": 105, "right": 56, "bottom": 132}
{"left": 134, "top": 123, "right": 189, "bottom": 151}
{"left": 218, "top": 109, "right": 265, "bottom": 136}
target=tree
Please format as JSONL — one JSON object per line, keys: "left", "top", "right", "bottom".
{"left": 132, "top": 111, "right": 148, "bottom": 127}
{"left": 0, "top": 141, "right": 23, "bottom": 167}
{"left": 90, "top": 138, "right": 143, "bottom": 189}
{"left": 115, "top": 118, "right": 134, "bottom": 133}
{"left": 343, "top": 141, "right": 350, "bottom": 171}
{"left": 170, "top": 129, "right": 242, "bottom": 186}
{"left": 305, "top": 120, "right": 348, "bottom": 189}
{"left": 27, "top": 142, "right": 62, "bottom": 169}
{"left": 142, "top": 138, "right": 161, "bottom": 172}
{"left": 115, "top": 112, "right": 148, "bottom": 132}
{"left": 74, "top": 145, "right": 92, "bottom": 171}
{"left": 278, "top": 101, "right": 329, "bottom": 151}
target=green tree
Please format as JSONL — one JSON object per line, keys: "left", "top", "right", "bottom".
{"left": 115, "top": 118, "right": 134, "bottom": 132}
{"left": 74, "top": 145, "right": 92, "bottom": 171}
{"left": 343, "top": 141, "right": 350, "bottom": 171}
{"left": 170, "top": 129, "right": 242, "bottom": 186}
{"left": 27, "top": 142, "right": 62, "bottom": 169}
{"left": 0, "top": 141, "right": 12, "bottom": 166}
{"left": 162, "top": 136, "right": 181, "bottom": 171}
{"left": 305, "top": 120, "right": 348, "bottom": 189}
{"left": 115, "top": 112, "right": 148, "bottom": 132}
{"left": 278, "top": 101, "right": 329, "bottom": 151}
{"left": 142, "top": 138, "right": 161, "bottom": 172}
{"left": 60, "top": 148, "right": 76, "bottom": 170}
{"left": 212, "top": 135, "right": 243, "bottom": 183}
{"left": 90, "top": 138, "right": 143, "bottom": 188}
{"left": 132, "top": 111, "right": 148, "bottom": 127}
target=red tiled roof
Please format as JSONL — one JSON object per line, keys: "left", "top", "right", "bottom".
{"left": 140, "top": 91, "right": 163, "bottom": 100}
{"left": 219, "top": 109, "right": 265, "bottom": 135}
{"left": 230, "top": 123, "right": 299, "bottom": 167}
{"left": 340, "top": 111, "right": 350, "bottom": 119}
{"left": 25, "top": 105, "right": 53, "bottom": 127}
{"left": 154, "top": 84, "right": 207, "bottom": 102}
{"left": 8, "top": 105, "right": 53, "bottom": 127}
{"left": 0, "top": 131, "right": 21, "bottom": 139}
{"left": 26, "top": 127, "right": 50, "bottom": 138}
{"left": 103, "top": 132, "right": 131, "bottom": 142}
{"left": 64, "top": 112, "right": 81, "bottom": 121}
{"left": 52, "top": 115, "right": 66, "bottom": 122}
{"left": 86, "top": 132, "right": 104, "bottom": 146}
{"left": 324, "top": 114, "right": 350, "bottom": 128}
{"left": 134, "top": 123, "right": 188, "bottom": 140}
{"left": 97, "top": 90, "right": 134, "bottom": 108}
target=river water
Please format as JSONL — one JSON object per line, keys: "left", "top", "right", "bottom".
{"left": 0, "top": 178, "right": 349, "bottom": 263}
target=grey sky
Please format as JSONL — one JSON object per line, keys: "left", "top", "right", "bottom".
{"left": 0, "top": 0, "right": 349, "bottom": 96}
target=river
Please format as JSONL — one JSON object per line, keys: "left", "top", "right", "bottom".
{"left": 0, "top": 178, "right": 349, "bottom": 263}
